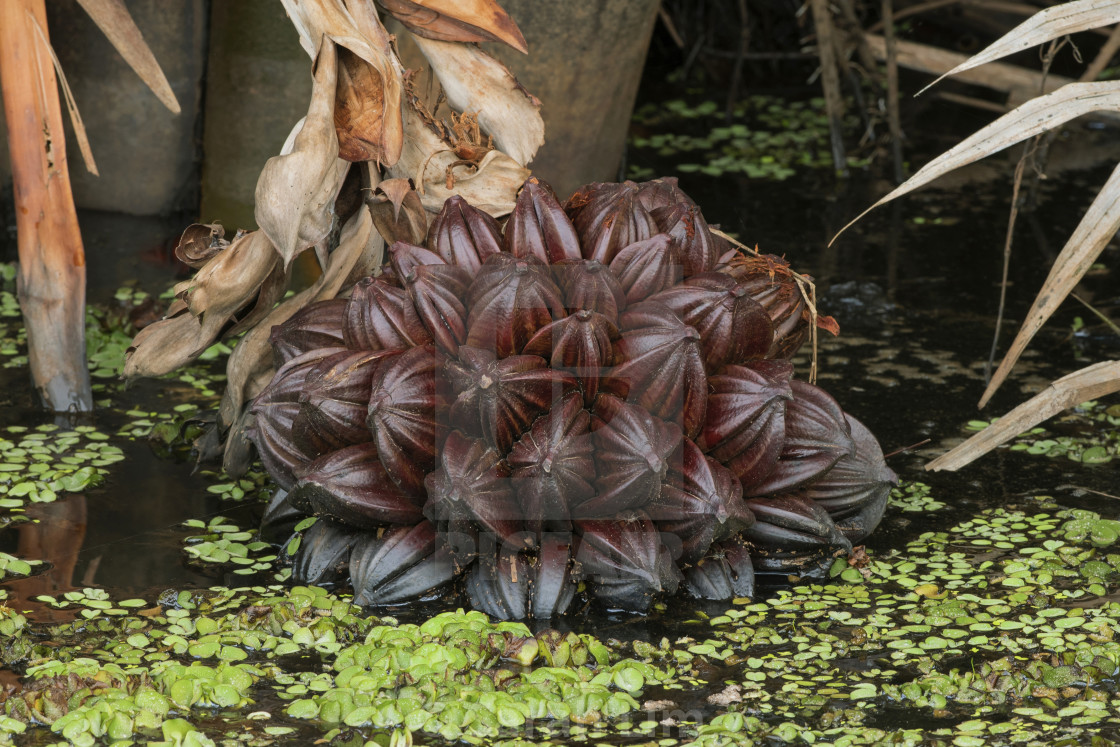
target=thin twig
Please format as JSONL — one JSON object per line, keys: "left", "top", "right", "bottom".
{"left": 710, "top": 227, "right": 822, "bottom": 383}
{"left": 27, "top": 10, "right": 98, "bottom": 175}
{"left": 810, "top": 0, "right": 849, "bottom": 176}
{"left": 986, "top": 141, "right": 1030, "bottom": 384}
{"left": 1070, "top": 292, "right": 1120, "bottom": 336}
{"left": 986, "top": 39, "right": 1061, "bottom": 384}
{"left": 1071, "top": 486, "right": 1120, "bottom": 501}
{"left": 658, "top": 6, "right": 686, "bottom": 49}
{"left": 725, "top": 0, "right": 750, "bottom": 120}
{"left": 1082, "top": 22, "right": 1120, "bottom": 82}
{"left": 882, "top": 0, "right": 905, "bottom": 183}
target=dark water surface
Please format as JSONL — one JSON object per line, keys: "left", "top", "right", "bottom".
{"left": 4, "top": 124, "right": 1120, "bottom": 601}
{"left": 2, "top": 99, "right": 1120, "bottom": 742}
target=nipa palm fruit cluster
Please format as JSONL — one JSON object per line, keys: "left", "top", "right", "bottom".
{"left": 253, "top": 177, "right": 896, "bottom": 619}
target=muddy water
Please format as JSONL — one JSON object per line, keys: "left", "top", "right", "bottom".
{"left": 1, "top": 116, "right": 1118, "bottom": 634}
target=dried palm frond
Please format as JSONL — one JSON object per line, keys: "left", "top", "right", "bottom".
{"left": 833, "top": 0, "right": 1120, "bottom": 472}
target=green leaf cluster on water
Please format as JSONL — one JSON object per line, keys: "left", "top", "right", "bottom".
{"left": 628, "top": 96, "right": 867, "bottom": 181}
{"left": 0, "top": 423, "right": 122, "bottom": 520}
{"left": 1, "top": 587, "right": 674, "bottom": 746}
{"left": 181, "top": 516, "right": 278, "bottom": 575}
{"left": 966, "top": 399, "right": 1120, "bottom": 465}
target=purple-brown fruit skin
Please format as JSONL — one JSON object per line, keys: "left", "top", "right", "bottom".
{"left": 367, "top": 344, "right": 447, "bottom": 497}
{"left": 508, "top": 391, "right": 595, "bottom": 531}
{"left": 574, "top": 513, "right": 681, "bottom": 611}
{"left": 635, "top": 176, "right": 696, "bottom": 212}
{"left": 609, "top": 234, "right": 683, "bottom": 304}
{"left": 291, "top": 349, "right": 397, "bottom": 456}
{"left": 604, "top": 302, "right": 707, "bottom": 439}
{"left": 719, "top": 254, "right": 812, "bottom": 358}
{"left": 423, "top": 431, "right": 525, "bottom": 545}
{"left": 505, "top": 177, "right": 582, "bottom": 264}
{"left": 270, "top": 298, "right": 347, "bottom": 365}
{"left": 258, "top": 177, "right": 897, "bottom": 619}
{"left": 741, "top": 494, "right": 851, "bottom": 551}
{"left": 567, "top": 181, "right": 658, "bottom": 265}
{"left": 292, "top": 443, "right": 424, "bottom": 529}
{"left": 799, "top": 414, "right": 896, "bottom": 543}
{"left": 698, "top": 360, "right": 794, "bottom": 491}
{"left": 343, "top": 276, "right": 432, "bottom": 351}
{"left": 391, "top": 242, "right": 472, "bottom": 357}
{"left": 650, "top": 203, "right": 717, "bottom": 277}
{"left": 446, "top": 347, "right": 578, "bottom": 454}
{"left": 251, "top": 347, "right": 349, "bottom": 491}
{"left": 579, "top": 394, "right": 681, "bottom": 516}
{"left": 551, "top": 259, "right": 627, "bottom": 322}
{"left": 522, "top": 310, "right": 619, "bottom": 405}
{"left": 744, "top": 380, "right": 854, "bottom": 497}
{"left": 427, "top": 195, "right": 503, "bottom": 273}
{"left": 648, "top": 272, "right": 774, "bottom": 371}
{"left": 683, "top": 540, "right": 755, "bottom": 600}
{"left": 350, "top": 521, "right": 465, "bottom": 605}
{"left": 465, "top": 253, "right": 567, "bottom": 359}
{"left": 650, "top": 439, "right": 754, "bottom": 563}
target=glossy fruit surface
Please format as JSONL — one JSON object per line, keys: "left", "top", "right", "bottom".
{"left": 254, "top": 177, "right": 895, "bottom": 619}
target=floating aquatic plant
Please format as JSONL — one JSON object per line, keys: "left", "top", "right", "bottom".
{"left": 251, "top": 177, "right": 895, "bottom": 619}
{"left": 0, "top": 424, "right": 122, "bottom": 520}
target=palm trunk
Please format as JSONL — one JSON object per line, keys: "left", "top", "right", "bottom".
{"left": 0, "top": 0, "right": 93, "bottom": 411}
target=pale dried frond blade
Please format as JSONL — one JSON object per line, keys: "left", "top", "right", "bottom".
{"left": 27, "top": 12, "right": 97, "bottom": 175}
{"left": 832, "top": 81, "right": 1120, "bottom": 244}
{"left": 412, "top": 35, "right": 544, "bottom": 166}
{"left": 918, "top": 0, "right": 1120, "bottom": 95}
{"left": 927, "top": 360, "right": 1120, "bottom": 471}
{"left": 980, "top": 160, "right": 1120, "bottom": 407}
{"left": 74, "top": 0, "right": 180, "bottom": 113}
{"left": 255, "top": 39, "right": 350, "bottom": 268}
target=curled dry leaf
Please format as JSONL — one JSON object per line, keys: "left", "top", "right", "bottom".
{"left": 178, "top": 230, "right": 280, "bottom": 331}
{"left": 377, "top": 0, "right": 527, "bottom": 53}
{"left": 128, "top": 232, "right": 285, "bottom": 380}
{"left": 370, "top": 177, "right": 429, "bottom": 246}
{"left": 389, "top": 79, "right": 529, "bottom": 216}
{"left": 174, "top": 223, "right": 229, "bottom": 269}
{"left": 122, "top": 308, "right": 213, "bottom": 378}
{"left": 412, "top": 36, "right": 543, "bottom": 167}
{"left": 255, "top": 37, "right": 350, "bottom": 268}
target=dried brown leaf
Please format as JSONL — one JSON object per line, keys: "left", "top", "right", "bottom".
{"left": 370, "top": 178, "right": 429, "bottom": 245}
{"left": 981, "top": 161, "right": 1120, "bottom": 407}
{"left": 377, "top": 0, "right": 527, "bottom": 53}
{"left": 834, "top": 81, "right": 1120, "bottom": 243}
{"left": 918, "top": 0, "right": 1120, "bottom": 95}
{"left": 180, "top": 230, "right": 280, "bottom": 329}
{"left": 122, "top": 311, "right": 212, "bottom": 378}
{"left": 389, "top": 94, "right": 529, "bottom": 216}
{"left": 174, "top": 223, "right": 229, "bottom": 269}
{"left": 255, "top": 38, "right": 350, "bottom": 268}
